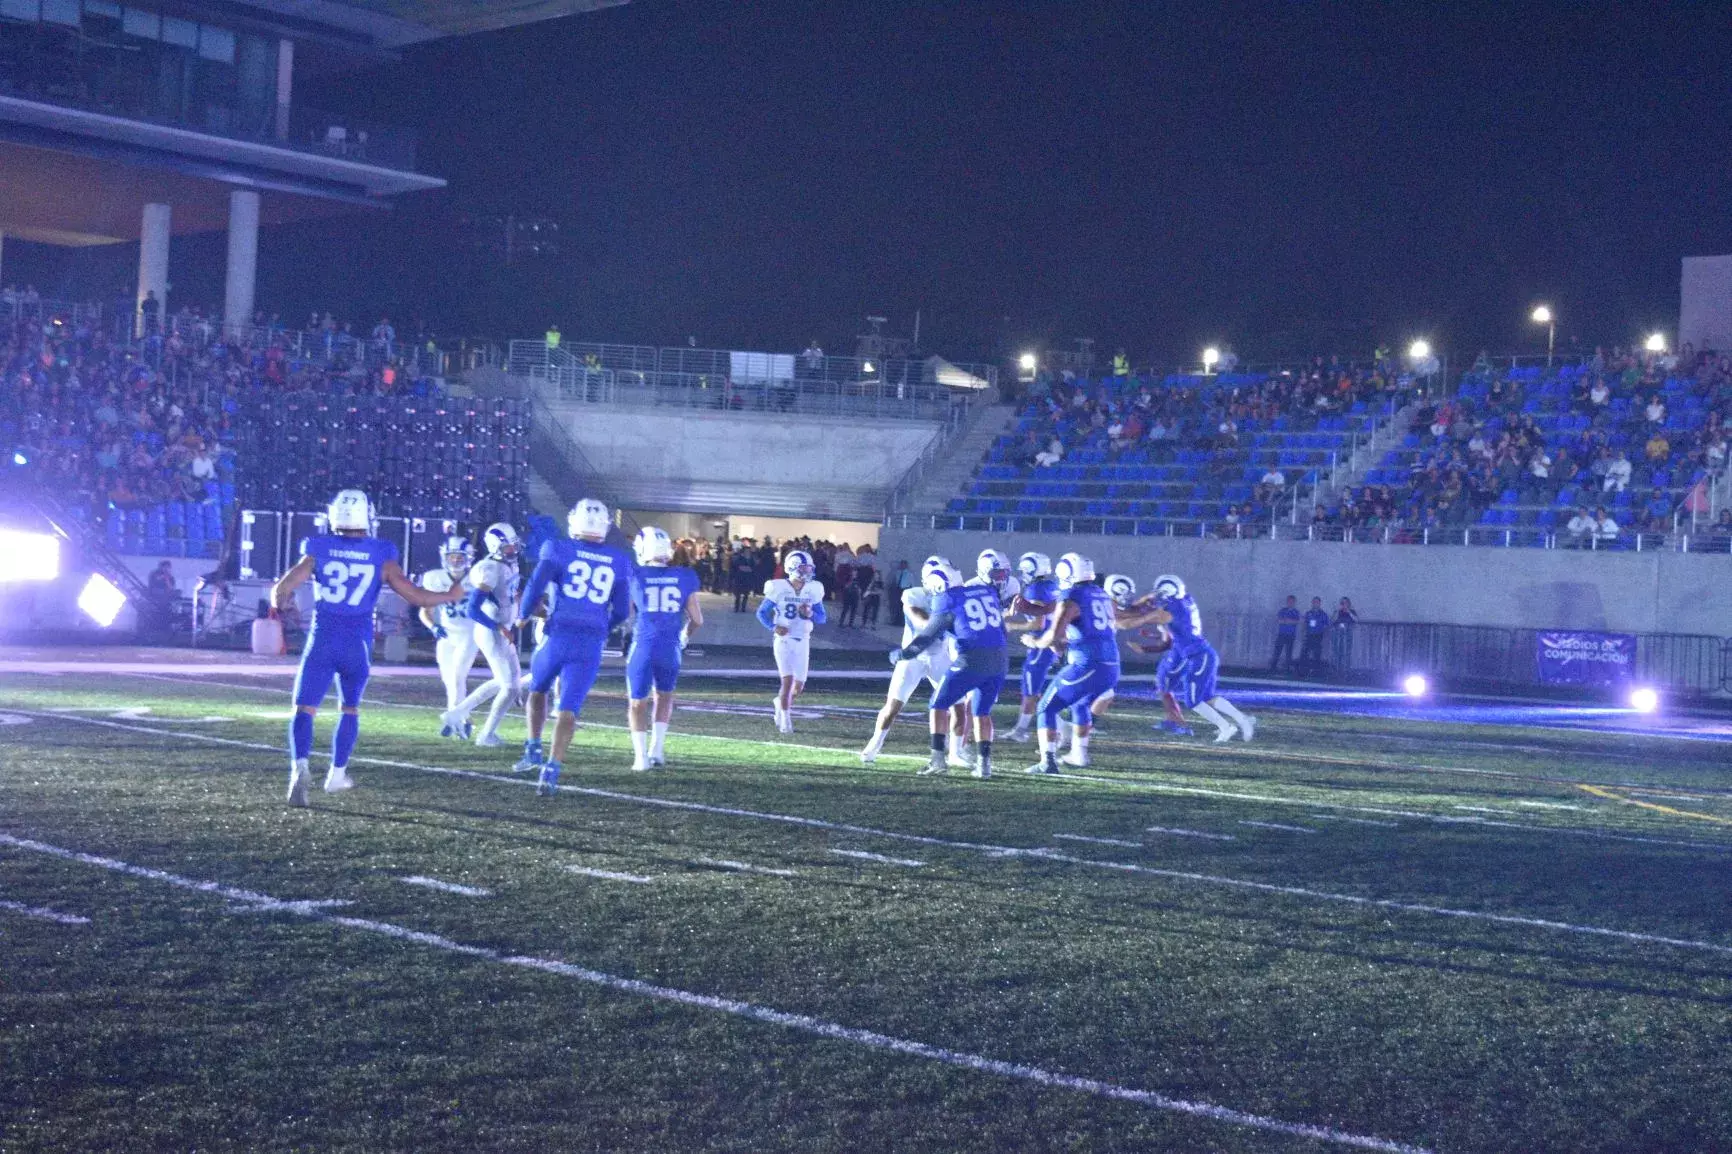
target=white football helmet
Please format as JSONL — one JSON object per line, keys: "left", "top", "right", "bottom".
{"left": 1017, "top": 551, "right": 1053, "bottom": 580}
{"left": 440, "top": 535, "right": 473, "bottom": 577}
{"left": 483, "top": 522, "right": 520, "bottom": 561}
{"left": 1153, "top": 574, "right": 1187, "bottom": 602}
{"left": 921, "top": 557, "right": 962, "bottom": 594}
{"left": 977, "top": 549, "right": 1012, "bottom": 587}
{"left": 568, "top": 498, "right": 610, "bottom": 540}
{"left": 326, "top": 489, "right": 373, "bottom": 533}
{"left": 783, "top": 549, "right": 816, "bottom": 581}
{"left": 634, "top": 526, "right": 674, "bottom": 566}
{"left": 1103, "top": 573, "right": 1137, "bottom": 608}
{"left": 1054, "top": 552, "right": 1095, "bottom": 589}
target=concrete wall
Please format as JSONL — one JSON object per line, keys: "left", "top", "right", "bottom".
{"left": 1681, "top": 255, "right": 1732, "bottom": 353}
{"left": 551, "top": 403, "right": 941, "bottom": 491}
{"left": 879, "top": 526, "right": 1732, "bottom": 637}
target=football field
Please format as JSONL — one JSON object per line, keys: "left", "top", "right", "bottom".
{"left": 2, "top": 659, "right": 1731, "bottom": 1152}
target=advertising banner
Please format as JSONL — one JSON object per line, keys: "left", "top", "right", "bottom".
{"left": 1535, "top": 631, "right": 1637, "bottom": 685}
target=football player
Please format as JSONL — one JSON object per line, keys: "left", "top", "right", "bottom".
{"left": 441, "top": 522, "right": 524, "bottom": 747}
{"left": 1023, "top": 552, "right": 1119, "bottom": 773}
{"left": 860, "top": 555, "right": 957, "bottom": 764}
{"left": 1113, "top": 580, "right": 1192, "bottom": 736}
{"left": 756, "top": 548, "right": 826, "bottom": 734}
{"left": 419, "top": 535, "right": 478, "bottom": 736}
{"left": 1144, "top": 574, "right": 1256, "bottom": 742}
{"left": 625, "top": 526, "right": 703, "bottom": 770}
{"left": 273, "top": 489, "right": 461, "bottom": 806}
{"left": 1005, "top": 551, "right": 1059, "bottom": 743}
{"left": 889, "top": 558, "right": 1007, "bottom": 779}
{"left": 516, "top": 498, "right": 633, "bottom": 795}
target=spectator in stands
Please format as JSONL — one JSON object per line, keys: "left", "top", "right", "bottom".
{"left": 1112, "top": 349, "right": 1129, "bottom": 377}
{"left": 889, "top": 560, "right": 914, "bottom": 626}
{"left": 1642, "top": 489, "right": 1672, "bottom": 530}
{"left": 1563, "top": 506, "right": 1593, "bottom": 548}
{"left": 861, "top": 571, "right": 883, "bottom": 626}
{"left": 801, "top": 341, "right": 824, "bottom": 378}
{"left": 1299, "top": 597, "right": 1329, "bottom": 674}
{"left": 1034, "top": 436, "right": 1064, "bottom": 468}
{"left": 838, "top": 568, "right": 862, "bottom": 627}
{"left": 1594, "top": 505, "right": 1620, "bottom": 546}
{"left": 729, "top": 545, "right": 755, "bottom": 612}
{"left": 1645, "top": 428, "right": 1670, "bottom": 463}
{"left": 1602, "top": 449, "right": 1632, "bottom": 493}
{"left": 139, "top": 290, "right": 160, "bottom": 336}
{"left": 1331, "top": 597, "right": 1358, "bottom": 671}
{"left": 1271, "top": 595, "right": 1300, "bottom": 673}
{"left": 1645, "top": 394, "right": 1667, "bottom": 425}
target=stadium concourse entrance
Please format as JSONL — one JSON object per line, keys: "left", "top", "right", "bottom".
{"left": 621, "top": 512, "right": 879, "bottom": 552}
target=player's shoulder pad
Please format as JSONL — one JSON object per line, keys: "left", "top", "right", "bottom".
{"left": 421, "top": 569, "right": 451, "bottom": 592}
{"left": 763, "top": 578, "right": 782, "bottom": 596}
{"left": 807, "top": 580, "right": 825, "bottom": 600}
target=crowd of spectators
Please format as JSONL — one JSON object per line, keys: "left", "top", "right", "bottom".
{"left": 682, "top": 535, "right": 884, "bottom": 626}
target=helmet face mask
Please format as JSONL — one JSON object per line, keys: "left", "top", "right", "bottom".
{"left": 635, "top": 526, "right": 674, "bottom": 566}
{"left": 1054, "top": 551, "right": 1095, "bottom": 589}
{"left": 1017, "top": 551, "right": 1052, "bottom": 580}
{"left": 977, "top": 548, "right": 1011, "bottom": 587}
{"left": 784, "top": 550, "right": 816, "bottom": 582}
{"left": 441, "top": 535, "right": 473, "bottom": 577}
{"left": 1104, "top": 573, "right": 1136, "bottom": 608}
{"left": 326, "top": 489, "right": 373, "bottom": 533}
{"left": 483, "top": 522, "right": 520, "bottom": 561}
{"left": 568, "top": 498, "right": 610, "bottom": 540}
{"left": 1153, "top": 574, "right": 1187, "bottom": 602}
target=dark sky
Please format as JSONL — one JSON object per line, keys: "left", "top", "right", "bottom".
{"left": 42, "top": 0, "right": 1732, "bottom": 365}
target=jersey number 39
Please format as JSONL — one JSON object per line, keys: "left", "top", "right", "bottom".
{"left": 563, "top": 560, "right": 616, "bottom": 604}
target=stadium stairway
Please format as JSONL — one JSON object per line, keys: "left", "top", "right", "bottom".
{"left": 896, "top": 402, "right": 1019, "bottom": 515}
{"left": 1305, "top": 397, "right": 1425, "bottom": 515}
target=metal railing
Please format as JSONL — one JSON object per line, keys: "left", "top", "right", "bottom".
{"left": 885, "top": 401, "right": 980, "bottom": 513}
{"left": 0, "top": 295, "right": 104, "bottom": 326}
{"left": 146, "top": 314, "right": 498, "bottom": 378}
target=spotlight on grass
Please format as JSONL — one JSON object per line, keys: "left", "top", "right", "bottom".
{"left": 1402, "top": 673, "right": 1429, "bottom": 698}
{"left": 1628, "top": 686, "right": 1659, "bottom": 714}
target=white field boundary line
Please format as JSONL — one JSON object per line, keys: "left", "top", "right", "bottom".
{"left": 0, "top": 831, "right": 1428, "bottom": 1154}
{"left": 1145, "top": 826, "right": 1238, "bottom": 842}
{"left": 0, "top": 896, "right": 90, "bottom": 925}
{"left": 399, "top": 876, "right": 492, "bottom": 897}
{"left": 1240, "top": 821, "right": 1319, "bottom": 834}
{"left": 565, "top": 865, "right": 655, "bottom": 884}
{"left": 694, "top": 857, "right": 799, "bottom": 878}
{"left": 829, "top": 849, "right": 926, "bottom": 867}
{"left": 1312, "top": 815, "right": 1401, "bottom": 828}
{"left": 1052, "top": 833, "right": 1143, "bottom": 848}
{"left": 13, "top": 709, "right": 1732, "bottom": 958}
{"left": 104, "top": 672, "right": 1732, "bottom": 852}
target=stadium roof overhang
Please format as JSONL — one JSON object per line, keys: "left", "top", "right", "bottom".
{"left": 216, "top": 0, "right": 628, "bottom": 48}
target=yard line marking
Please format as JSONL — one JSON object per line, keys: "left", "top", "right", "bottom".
{"left": 1239, "top": 821, "right": 1318, "bottom": 834}
{"left": 1577, "top": 784, "right": 1732, "bottom": 829}
{"left": 693, "top": 857, "right": 799, "bottom": 878}
{"left": 829, "top": 849, "right": 926, "bottom": 867}
{"left": 1453, "top": 806, "right": 1506, "bottom": 815}
{"left": 1051, "top": 833, "right": 1143, "bottom": 848}
{"left": 1312, "top": 815, "right": 1401, "bottom": 829}
{"left": 0, "top": 897, "right": 90, "bottom": 925}
{"left": 0, "top": 831, "right": 1430, "bottom": 1153}
{"left": 227, "top": 899, "right": 354, "bottom": 915}
{"left": 399, "top": 876, "right": 492, "bottom": 897}
{"left": 1145, "top": 826, "right": 1237, "bottom": 842}
{"left": 110, "top": 671, "right": 1732, "bottom": 851}
{"left": 1514, "top": 801, "right": 1589, "bottom": 811}
{"left": 564, "top": 865, "right": 655, "bottom": 884}
{"left": 14, "top": 713, "right": 1732, "bottom": 957}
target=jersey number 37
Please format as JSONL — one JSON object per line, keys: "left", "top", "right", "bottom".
{"left": 315, "top": 561, "right": 375, "bottom": 607}
{"left": 563, "top": 560, "right": 616, "bottom": 604}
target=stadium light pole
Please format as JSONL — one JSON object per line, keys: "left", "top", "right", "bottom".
{"left": 1644, "top": 332, "right": 1667, "bottom": 354}
{"left": 1530, "top": 305, "right": 1554, "bottom": 368}
{"left": 1202, "top": 346, "right": 1220, "bottom": 374}
{"left": 1018, "top": 351, "right": 1038, "bottom": 384}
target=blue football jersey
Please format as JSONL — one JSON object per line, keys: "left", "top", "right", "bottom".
{"left": 301, "top": 535, "right": 398, "bottom": 629}
{"left": 1162, "top": 592, "right": 1208, "bottom": 657}
{"left": 1023, "top": 576, "right": 1060, "bottom": 626}
{"left": 1063, "top": 582, "right": 1121, "bottom": 665}
{"left": 631, "top": 565, "right": 700, "bottom": 644}
{"left": 522, "top": 538, "right": 633, "bottom": 633}
{"left": 941, "top": 583, "right": 1007, "bottom": 652}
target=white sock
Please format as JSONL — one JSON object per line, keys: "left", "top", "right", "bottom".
{"left": 629, "top": 730, "right": 648, "bottom": 762}
{"left": 1211, "top": 697, "right": 1251, "bottom": 729}
{"left": 1058, "top": 716, "right": 1074, "bottom": 744}
{"left": 291, "top": 757, "right": 309, "bottom": 775}
{"left": 1037, "top": 730, "right": 1053, "bottom": 756}
{"left": 1194, "top": 701, "right": 1231, "bottom": 731}
{"left": 949, "top": 732, "right": 965, "bottom": 756}
{"left": 479, "top": 679, "right": 513, "bottom": 740}
{"left": 863, "top": 728, "right": 888, "bottom": 754}
{"left": 1069, "top": 733, "right": 1089, "bottom": 760}
{"left": 652, "top": 721, "right": 669, "bottom": 757}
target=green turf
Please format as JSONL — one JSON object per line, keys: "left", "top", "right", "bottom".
{"left": 2, "top": 667, "right": 1731, "bottom": 1152}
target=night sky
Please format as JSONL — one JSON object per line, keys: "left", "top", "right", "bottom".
{"left": 25, "top": 0, "right": 1732, "bottom": 365}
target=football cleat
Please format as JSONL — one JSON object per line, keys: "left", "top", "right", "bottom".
{"left": 460, "top": 721, "right": 473, "bottom": 740}
{"left": 286, "top": 762, "right": 311, "bottom": 807}
{"left": 439, "top": 723, "right": 454, "bottom": 739}
{"left": 916, "top": 752, "right": 949, "bottom": 776}
{"left": 648, "top": 755, "right": 666, "bottom": 768}
{"left": 1025, "top": 760, "right": 1060, "bottom": 775}
{"left": 323, "top": 766, "right": 354, "bottom": 793}
{"left": 631, "top": 757, "right": 650, "bottom": 772}
{"left": 1238, "top": 715, "right": 1257, "bottom": 742}
{"left": 1212, "top": 725, "right": 1237, "bottom": 744}
{"left": 1007, "top": 726, "right": 1032, "bottom": 744}
{"left": 859, "top": 750, "right": 877, "bottom": 765}
{"left": 971, "top": 763, "right": 992, "bottom": 779}
{"left": 513, "top": 745, "right": 543, "bottom": 773}
{"left": 536, "top": 763, "right": 561, "bottom": 796}
{"left": 475, "top": 732, "right": 503, "bottom": 748}
{"left": 1060, "top": 752, "right": 1088, "bottom": 768}
{"left": 1158, "top": 720, "right": 1194, "bottom": 736}
{"left": 439, "top": 708, "right": 464, "bottom": 735}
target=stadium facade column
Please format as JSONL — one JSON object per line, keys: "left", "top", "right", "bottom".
{"left": 136, "top": 203, "right": 171, "bottom": 338}
{"left": 224, "top": 190, "right": 261, "bottom": 338}
{"left": 274, "top": 39, "right": 294, "bottom": 140}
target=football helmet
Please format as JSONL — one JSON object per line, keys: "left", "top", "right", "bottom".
{"left": 1017, "top": 551, "right": 1053, "bottom": 580}
{"left": 1153, "top": 573, "right": 1187, "bottom": 602}
{"left": 634, "top": 526, "right": 675, "bottom": 566}
{"left": 977, "top": 549, "right": 1012, "bottom": 587}
{"left": 483, "top": 522, "right": 520, "bottom": 561}
{"left": 568, "top": 498, "right": 610, "bottom": 540}
{"left": 326, "top": 489, "right": 373, "bottom": 533}
{"left": 440, "top": 535, "right": 473, "bottom": 577}
{"left": 921, "top": 557, "right": 962, "bottom": 594}
{"left": 1054, "top": 552, "right": 1095, "bottom": 588}
{"left": 783, "top": 549, "right": 816, "bottom": 582}
{"left": 1103, "top": 573, "right": 1137, "bottom": 608}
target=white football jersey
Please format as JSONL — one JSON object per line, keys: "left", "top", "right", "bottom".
{"left": 468, "top": 558, "right": 520, "bottom": 627}
{"left": 899, "top": 586, "right": 960, "bottom": 664}
{"left": 764, "top": 578, "right": 825, "bottom": 642}
{"left": 420, "top": 569, "right": 472, "bottom": 626}
{"left": 967, "top": 573, "right": 1022, "bottom": 607}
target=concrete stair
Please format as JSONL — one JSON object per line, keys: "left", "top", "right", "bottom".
{"left": 899, "top": 403, "right": 1019, "bottom": 514}
{"left": 1306, "top": 399, "right": 1423, "bottom": 515}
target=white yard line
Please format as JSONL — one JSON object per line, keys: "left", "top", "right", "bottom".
{"left": 1145, "top": 826, "right": 1238, "bottom": 842}
{"left": 0, "top": 830, "right": 1428, "bottom": 1153}
{"left": 399, "top": 876, "right": 492, "bottom": 897}
{"left": 13, "top": 711, "right": 1732, "bottom": 957}
{"left": 693, "top": 857, "right": 799, "bottom": 878}
{"left": 0, "top": 896, "right": 90, "bottom": 925}
{"left": 1453, "top": 806, "right": 1506, "bottom": 815}
{"left": 1239, "top": 821, "right": 1318, "bottom": 834}
{"left": 564, "top": 865, "right": 655, "bottom": 884}
{"left": 829, "top": 848, "right": 926, "bottom": 867}
{"left": 1311, "top": 815, "right": 1401, "bottom": 828}
{"left": 1513, "top": 801, "right": 1589, "bottom": 812}
{"left": 1051, "top": 833, "right": 1143, "bottom": 848}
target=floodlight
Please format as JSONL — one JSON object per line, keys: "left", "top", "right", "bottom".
{"left": 1018, "top": 352, "right": 1038, "bottom": 372}
{"left": 1643, "top": 332, "right": 1666, "bottom": 354}
{"left": 1202, "top": 347, "right": 1220, "bottom": 370}
{"left": 1628, "top": 686, "right": 1659, "bottom": 714}
{"left": 862, "top": 360, "right": 875, "bottom": 374}
{"left": 0, "top": 530, "right": 59, "bottom": 582}
{"left": 1530, "top": 305, "right": 1552, "bottom": 325}
{"left": 1402, "top": 673, "right": 1429, "bottom": 698}
{"left": 11, "top": 451, "right": 25, "bottom": 466}
{"left": 78, "top": 573, "right": 127, "bottom": 627}
{"left": 1407, "top": 339, "right": 1432, "bottom": 361}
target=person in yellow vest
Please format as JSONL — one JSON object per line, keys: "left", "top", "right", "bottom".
{"left": 545, "top": 325, "right": 561, "bottom": 352}
{"left": 1112, "top": 349, "right": 1129, "bottom": 377}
